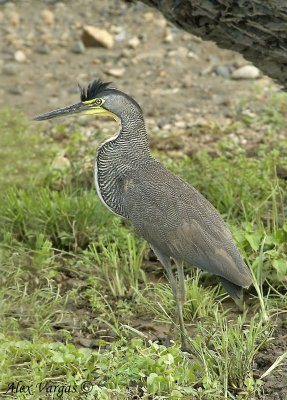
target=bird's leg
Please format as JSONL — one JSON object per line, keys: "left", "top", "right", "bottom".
{"left": 161, "top": 262, "right": 188, "bottom": 351}
{"left": 175, "top": 260, "right": 188, "bottom": 351}
{"left": 151, "top": 246, "right": 188, "bottom": 351}
{"left": 175, "top": 260, "right": 186, "bottom": 305}
{"left": 162, "top": 261, "right": 178, "bottom": 298}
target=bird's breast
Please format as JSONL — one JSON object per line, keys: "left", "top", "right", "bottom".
{"left": 94, "top": 147, "right": 129, "bottom": 218}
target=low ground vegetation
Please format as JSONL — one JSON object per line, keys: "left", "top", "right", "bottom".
{"left": 0, "top": 97, "right": 286, "bottom": 399}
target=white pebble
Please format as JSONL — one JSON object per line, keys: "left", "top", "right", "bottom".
{"left": 14, "top": 50, "right": 26, "bottom": 63}
{"left": 106, "top": 68, "right": 126, "bottom": 78}
{"left": 232, "top": 65, "right": 260, "bottom": 80}
{"left": 128, "top": 36, "right": 140, "bottom": 49}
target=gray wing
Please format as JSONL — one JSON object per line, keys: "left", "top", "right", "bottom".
{"left": 124, "top": 160, "right": 252, "bottom": 288}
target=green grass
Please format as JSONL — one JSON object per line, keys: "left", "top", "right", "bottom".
{"left": 0, "top": 188, "right": 115, "bottom": 251}
{"left": 0, "top": 110, "right": 56, "bottom": 189}
{"left": 0, "top": 100, "right": 287, "bottom": 399}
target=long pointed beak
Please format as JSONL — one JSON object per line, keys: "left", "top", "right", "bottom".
{"left": 33, "top": 102, "right": 92, "bottom": 121}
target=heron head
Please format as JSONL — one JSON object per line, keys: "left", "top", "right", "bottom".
{"left": 33, "top": 79, "right": 141, "bottom": 123}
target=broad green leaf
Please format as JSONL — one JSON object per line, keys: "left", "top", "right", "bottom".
{"left": 245, "top": 232, "right": 262, "bottom": 251}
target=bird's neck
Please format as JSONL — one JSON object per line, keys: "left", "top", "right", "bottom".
{"left": 95, "top": 110, "right": 150, "bottom": 217}
{"left": 117, "top": 111, "right": 150, "bottom": 157}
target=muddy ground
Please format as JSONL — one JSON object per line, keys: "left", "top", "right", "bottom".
{"left": 0, "top": 1, "right": 286, "bottom": 399}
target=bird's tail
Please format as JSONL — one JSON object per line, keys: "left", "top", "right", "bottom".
{"left": 219, "top": 276, "right": 243, "bottom": 301}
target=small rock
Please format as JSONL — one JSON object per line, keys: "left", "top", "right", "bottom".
{"left": 59, "top": 33, "right": 69, "bottom": 45}
{"left": 130, "top": 57, "right": 138, "bottom": 65}
{"left": 121, "top": 48, "right": 131, "bottom": 58}
{"left": 35, "top": 44, "right": 51, "bottom": 55}
{"left": 144, "top": 12, "right": 154, "bottom": 22}
{"left": 53, "top": 155, "right": 71, "bottom": 170}
{"left": 14, "top": 50, "right": 26, "bottom": 63}
{"left": 5, "top": 33, "right": 18, "bottom": 45}
{"left": 54, "top": 2, "right": 66, "bottom": 10}
{"left": 128, "top": 36, "right": 140, "bottom": 49}
{"left": 187, "top": 51, "right": 199, "bottom": 60}
{"left": 167, "top": 49, "right": 176, "bottom": 58}
{"left": 106, "top": 68, "right": 125, "bottom": 78}
{"left": 176, "top": 46, "right": 188, "bottom": 58}
{"left": 162, "top": 124, "right": 172, "bottom": 131}
{"left": 155, "top": 18, "right": 167, "bottom": 29}
{"left": 215, "top": 65, "right": 230, "bottom": 78}
{"left": 138, "top": 33, "right": 146, "bottom": 42}
{"left": 115, "top": 30, "right": 126, "bottom": 42}
{"left": 206, "top": 55, "right": 220, "bottom": 64}
{"left": 201, "top": 65, "right": 214, "bottom": 76}
{"left": 187, "top": 43, "right": 201, "bottom": 54}
{"left": 110, "top": 25, "right": 123, "bottom": 34}
{"left": 41, "top": 9, "right": 55, "bottom": 25}
{"left": 82, "top": 25, "right": 114, "bottom": 49}
{"left": 174, "top": 121, "right": 186, "bottom": 129}
{"left": 181, "top": 77, "right": 193, "bottom": 88}
{"left": 232, "top": 65, "right": 260, "bottom": 80}
{"left": 164, "top": 33, "right": 173, "bottom": 44}
{"left": 2, "top": 63, "right": 18, "bottom": 76}
{"left": 212, "top": 95, "right": 231, "bottom": 106}
{"left": 7, "top": 10, "right": 19, "bottom": 25}
{"left": 71, "top": 40, "right": 85, "bottom": 54}
{"left": 190, "top": 117, "right": 209, "bottom": 127}
{"left": 9, "top": 85, "right": 23, "bottom": 95}
{"left": 72, "top": 22, "right": 82, "bottom": 30}
{"left": 78, "top": 337, "right": 93, "bottom": 348}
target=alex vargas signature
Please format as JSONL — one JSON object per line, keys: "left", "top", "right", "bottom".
{"left": 5, "top": 380, "right": 93, "bottom": 396}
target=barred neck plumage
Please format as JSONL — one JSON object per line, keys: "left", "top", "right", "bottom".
{"left": 95, "top": 104, "right": 151, "bottom": 217}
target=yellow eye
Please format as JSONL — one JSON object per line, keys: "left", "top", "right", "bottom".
{"left": 94, "top": 98, "right": 103, "bottom": 106}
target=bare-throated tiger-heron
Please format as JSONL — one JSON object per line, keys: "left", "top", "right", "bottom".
{"left": 34, "top": 80, "right": 252, "bottom": 350}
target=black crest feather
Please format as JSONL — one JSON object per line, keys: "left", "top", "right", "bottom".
{"left": 79, "top": 80, "right": 113, "bottom": 102}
